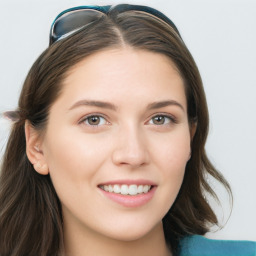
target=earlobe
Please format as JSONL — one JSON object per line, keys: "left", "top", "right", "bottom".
{"left": 33, "top": 162, "right": 49, "bottom": 175}
{"left": 25, "top": 121, "right": 49, "bottom": 175}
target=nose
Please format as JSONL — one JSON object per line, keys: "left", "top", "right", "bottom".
{"left": 111, "top": 125, "right": 149, "bottom": 169}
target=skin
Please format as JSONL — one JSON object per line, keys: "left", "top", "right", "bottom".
{"left": 26, "top": 47, "right": 194, "bottom": 256}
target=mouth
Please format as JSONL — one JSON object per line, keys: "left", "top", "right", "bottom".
{"left": 98, "top": 181, "right": 157, "bottom": 207}
{"left": 99, "top": 184, "right": 153, "bottom": 196}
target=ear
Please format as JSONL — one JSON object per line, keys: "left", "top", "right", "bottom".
{"left": 25, "top": 121, "right": 49, "bottom": 175}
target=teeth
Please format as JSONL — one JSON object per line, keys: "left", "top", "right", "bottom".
{"left": 108, "top": 185, "right": 113, "bottom": 193}
{"left": 143, "top": 185, "right": 150, "bottom": 193}
{"left": 137, "top": 185, "right": 143, "bottom": 193}
{"left": 128, "top": 185, "right": 137, "bottom": 195}
{"left": 100, "top": 184, "right": 152, "bottom": 195}
{"left": 121, "top": 185, "right": 128, "bottom": 195}
{"left": 113, "top": 184, "right": 121, "bottom": 193}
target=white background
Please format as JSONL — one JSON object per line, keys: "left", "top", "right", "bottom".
{"left": 0, "top": 0, "right": 255, "bottom": 241}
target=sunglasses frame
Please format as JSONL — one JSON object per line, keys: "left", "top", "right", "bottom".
{"left": 49, "top": 4, "right": 180, "bottom": 45}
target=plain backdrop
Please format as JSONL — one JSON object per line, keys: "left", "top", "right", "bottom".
{"left": 0, "top": 0, "right": 255, "bottom": 241}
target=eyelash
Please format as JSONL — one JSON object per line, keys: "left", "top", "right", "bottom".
{"left": 79, "top": 113, "right": 177, "bottom": 128}
{"left": 147, "top": 114, "right": 177, "bottom": 126}
{"left": 79, "top": 114, "right": 109, "bottom": 127}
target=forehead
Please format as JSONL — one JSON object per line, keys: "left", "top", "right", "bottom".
{"left": 57, "top": 47, "right": 187, "bottom": 110}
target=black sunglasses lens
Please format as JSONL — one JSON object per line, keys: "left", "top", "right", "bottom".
{"left": 51, "top": 9, "right": 104, "bottom": 43}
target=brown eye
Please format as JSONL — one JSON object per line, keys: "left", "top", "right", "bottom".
{"left": 149, "top": 115, "right": 174, "bottom": 125}
{"left": 84, "top": 116, "right": 106, "bottom": 126}
{"left": 88, "top": 116, "right": 100, "bottom": 125}
{"left": 152, "top": 116, "right": 165, "bottom": 125}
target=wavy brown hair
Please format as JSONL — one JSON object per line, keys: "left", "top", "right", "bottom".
{"left": 0, "top": 5, "right": 231, "bottom": 256}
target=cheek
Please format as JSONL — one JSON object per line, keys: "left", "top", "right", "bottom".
{"left": 43, "top": 128, "right": 107, "bottom": 188}
{"left": 152, "top": 128, "right": 190, "bottom": 198}
{"left": 42, "top": 129, "right": 111, "bottom": 216}
{"left": 153, "top": 128, "right": 191, "bottom": 170}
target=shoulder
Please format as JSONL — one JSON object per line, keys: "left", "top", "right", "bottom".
{"left": 178, "top": 235, "right": 256, "bottom": 256}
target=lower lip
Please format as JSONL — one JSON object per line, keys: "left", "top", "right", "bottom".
{"left": 99, "top": 186, "right": 157, "bottom": 208}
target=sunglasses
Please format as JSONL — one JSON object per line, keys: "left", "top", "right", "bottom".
{"left": 50, "top": 4, "right": 180, "bottom": 45}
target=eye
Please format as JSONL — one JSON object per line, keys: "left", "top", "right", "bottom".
{"left": 148, "top": 115, "right": 175, "bottom": 125}
{"left": 81, "top": 115, "right": 108, "bottom": 126}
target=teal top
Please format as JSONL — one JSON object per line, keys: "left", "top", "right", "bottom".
{"left": 179, "top": 235, "right": 256, "bottom": 256}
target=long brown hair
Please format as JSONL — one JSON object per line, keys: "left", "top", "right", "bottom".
{"left": 0, "top": 6, "right": 231, "bottom": 256}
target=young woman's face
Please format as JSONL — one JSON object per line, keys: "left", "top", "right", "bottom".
{"left": 40, "top": 48, "right": 192, "bottom": 242}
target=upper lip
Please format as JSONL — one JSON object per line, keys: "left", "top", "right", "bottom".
{"left": 98, "top": 179, "right": 157, "bottom": 186}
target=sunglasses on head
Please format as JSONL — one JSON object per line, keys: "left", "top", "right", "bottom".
{"left": 49, "top": 4, "right": 180, "bottom": 45}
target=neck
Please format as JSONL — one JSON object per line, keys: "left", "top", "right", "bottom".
{"left": 63, "top": 221, "right": 172, "bottom": 256}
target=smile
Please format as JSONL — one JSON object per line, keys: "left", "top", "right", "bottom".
{"left": 99, "top": 184, "right": 152, "bottom": 196}
{"left": 98, "top": 180, "right": 157, "bottom": 207}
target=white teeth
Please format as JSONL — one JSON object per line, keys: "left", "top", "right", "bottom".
{"left": 143, "top": 185, "right": 150, "bottom": 193}
{"left": 137, "top": 185, "right": 143, "bottom": 193}
{"left": 128, "top": 185, "right": 137, "bottom": 195}
{"left": 121, "top": 185, "right": 128, "bottom": 195}
{"left": 113, "top": 184, "right": 120, "bottom": 193}
{"left": 101, "top": 184, "right": 152, "bottom": 195}
{"left": 108, "top": 185, "right": 113, "bottom": 193}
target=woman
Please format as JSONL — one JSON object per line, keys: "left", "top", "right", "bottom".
{"left": 0, "top": 4, "right": 255, "bottom": 256}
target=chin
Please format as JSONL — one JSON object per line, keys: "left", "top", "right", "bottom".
{"left": 101, "top": 220, "right": 163, "bottom": 242}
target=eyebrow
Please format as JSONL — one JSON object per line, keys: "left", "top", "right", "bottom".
{"left": 69, "top": 100, "right": 117, "bottom": 111}
{"left": 69, "top": 99, "right": 184, "bottom": 112}
{"left": 147, "top": 100, "right": 185, "bottom": 112}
